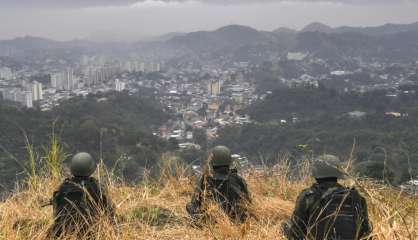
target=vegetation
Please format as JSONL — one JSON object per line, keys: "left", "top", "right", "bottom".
{"left": 0, "top": 140, "right": 417, "bottom": 240}
{"left": 0, "top": 90, "right": 170, "bottom": 191}
{"left": 215, "top": 86, "right": 418, "bottom": 184}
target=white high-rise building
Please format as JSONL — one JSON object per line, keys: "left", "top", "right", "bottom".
{"left": 3, "top": 88, "right": 19, "bottom": 102}
{"left": 51, "top": 69, "right": 75, "bottom": 90}
{"left": 153, "top": 63, "right": 161, "bottom": 72}
{"left": 139, "top": 62, "right": 146, "bottom": 72}
{"left": 0, "top": 67, "right": 13, "bottom": 80}
{"left": 51, "top": 72, "right": 65, "bottom": 90}
{"left": 3, "top": 89, "right": 33, "bottom": 108}
{"left": 64, "top": 68, "right": 74, "bottom": 90}
{"left": 32, "top": 81, "right": 43, "bottom": 101}
{"left": 115, "top": 78, "right": 126, "bottom": 92}
{"left": 20, "top": 91, "right": 33, "bottom": 108}
{"left": 208, "top": 79, "right": 221, "bottom": 96}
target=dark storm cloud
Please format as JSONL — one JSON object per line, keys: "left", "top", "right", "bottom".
{"left": 0, "top": 0, "right": 407, "bottom": 8}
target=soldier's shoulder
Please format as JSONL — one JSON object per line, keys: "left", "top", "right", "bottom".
{"left": 231, "top": 173, "right": 247, "bottom": 184}
{"left": 348, "top": 187, "right": 367, "bottom": 199}
{"left": 55, "top": 178, "right": 75, "bottom": 192}
{"left": 87, "top": 176, "right": 99, "bottom": 184}
{"left": 60, "top": 178, "right": 74, "bottom": 186}
{"left": 87, "top": 177, "right": 106, "bottom": 189}
{"left": 233, "top": 172, "right": 245, "bottom": 180}
{"left": 298, "top": 186, "right": 318, "bottom": 199}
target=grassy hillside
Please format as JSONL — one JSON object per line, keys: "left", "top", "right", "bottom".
{"left": 1, "top": 153, "right": 417, "bottom": 239}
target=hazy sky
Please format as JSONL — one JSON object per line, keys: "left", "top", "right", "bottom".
{"left": 1, "top": 0, "right": 418, "bottom": 42}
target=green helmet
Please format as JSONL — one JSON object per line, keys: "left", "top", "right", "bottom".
{"left": 70, "top": 152, "right": 96, "bottom": 177}
{"left": 211, "top": 146, "right": 232, "bottom": 167}
{"left": 312, "top": 154, "right": 344, "bottom": 179}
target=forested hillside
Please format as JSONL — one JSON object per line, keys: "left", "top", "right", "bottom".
{"left": 0, "top": 90, "right": 170, "bottom": 191}
{"left": 215, "top": 86, "right": 418, "bottom": 184}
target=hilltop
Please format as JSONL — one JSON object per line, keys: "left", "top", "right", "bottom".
{"left": 0, "top": 156, "right": 417, "bottom": 240}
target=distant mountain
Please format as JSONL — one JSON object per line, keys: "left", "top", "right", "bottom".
{"left": 0, "top": 36, "right": 104, "bottom": 53}
{"left": 145, "top": 32, "right": 187, "bottom": 42}
{"left": 3, "top": 22, "right": 418, "bottom": 63}
{"left": 298, "top": 21, "right": 418, "bottom": 36}
{"left": 165, "top": 25, "right": 273, "bottom": 52}
{"left": 155, "top": 22, "right": 418, "bottom": 62}
{"left": 273, "top": 27, "right": 298, "bottom": 36}
{"left": 0, "top": 36, "right": 64, "bottom": 50}
{"left": 301, "top": 22, "right": 334, "bottom": 33}
{"left": 289, "top": 29, "right": 418, "bottom": 61}
{"left": 0, "top": 36, "right": 130, "bottom": 60}
{"left": 335, "top": 22, "right": 418, "bottom": 36}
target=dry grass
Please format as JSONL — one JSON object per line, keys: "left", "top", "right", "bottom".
{"left": 1, "top": 163, "right": 418, "bottom": 240}
{"left": 1, "top": 137, "right": 417, "bottom": 240}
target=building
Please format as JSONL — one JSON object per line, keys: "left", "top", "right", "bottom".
{"left": 64, "top": 68, "right": 75, "bottom": 90}
{"left": 208, "top": 79, "right": 221, "bottom": 96}
{"left": 0, "top": 67, "right": 13, "bottom": 80}
{"left": 51, "top": 69, "right": 77, "bottom": 91}
{"left": 287, "top": 52, "right": 307, "bottom": 61}
{"left": 51, "top": 72, "right": 63, "bottom": 89}
{"left": 2, "top": 88, "right": 20, "bottom": 102}
{"left": 139, "top": 62, "right": 146, "bottom": 72}
{"left": 114, "top": 78, "right": 126, "bottom": 92}
{"left": 20, "top": 91, "right": 33, "bottom": 108}
{"left": 2, "top": 88, "right": 33, "bottom": 108}
{"left": 32, "top": 81, "right": 43, "bottom": 101}
{"left": 152, "top": 62, "right": 161, "bottom": 72}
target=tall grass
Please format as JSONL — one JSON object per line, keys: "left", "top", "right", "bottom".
{"left": 42, "top": 130, "right": 67, "bottom": 182}
{"left": 0, "top": 142, "right": 417, "bottom": 239}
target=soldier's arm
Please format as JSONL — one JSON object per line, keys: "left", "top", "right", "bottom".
{"left": 237, "top": 176, "right": 252, "bottom": 203}
{"left": 186, "top": 177, "right": 205, "bottom": 215}
{"left": 288, "top": 190, "right": 312, "bottom": 239}
{"left": 50, "top": 182, "right": 66, "bottom": 213}
{"left": 359, "top": 195, "right": 373, "bottom": 238}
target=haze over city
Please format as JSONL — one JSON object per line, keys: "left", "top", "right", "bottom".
{"left": 1, "top": 0, "right": 418, "bottom": 41}
{"left": 2, "top": 1, "right": 418, "bottom": 239}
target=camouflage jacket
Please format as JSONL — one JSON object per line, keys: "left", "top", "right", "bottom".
{"left": 186, "top": 167, "right": 251, "bottom": 222}
{"left": 284, "top": 181, "right": 372, "bottom": 240}
{"left": 50, "top": 176, "right": 115, "bottom": 237}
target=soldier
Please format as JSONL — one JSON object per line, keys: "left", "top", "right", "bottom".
{"left": 49, "top": 152, "right": 115, "bottom": 238}
{"left": 282, "top": 155, "right": 372, "bottom": 240}
{"left": 186, "top": 146, "right": 251, "bottom": 223}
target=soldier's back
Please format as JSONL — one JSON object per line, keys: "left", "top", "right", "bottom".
{"left": 49, "top": 177, "right": 110, "bottom": 238}
{"left": 208, "top": 170, "right": 251, "bottom": 222}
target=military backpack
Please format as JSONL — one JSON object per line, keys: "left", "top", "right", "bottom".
{"left": 308, "top": 187, "right": 365, "bottom": 240}
{"left": 53, "top": 178, "right": 100, "bottom": 220}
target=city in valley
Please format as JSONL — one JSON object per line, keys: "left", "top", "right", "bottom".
{"left": 2, "top": 1, "right": 418, "bottom": 240}
{"left": 1, "top": 23, "right": 418, "bottom": 154}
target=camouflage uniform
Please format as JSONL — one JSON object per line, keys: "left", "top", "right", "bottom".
{"left": 283, "top": 181, "right": 372, "bottom": 240}
{"left": 48, "top": 152, "right": 115, "bottom": 238}
{"left": 49, "top": 176, "right": 115, "bottom": 237}
{"left": 186, "top": 166, "right": 251, "bottom": 223}
{"left": 283, "top": 155, "right": 372, "bottom": 240}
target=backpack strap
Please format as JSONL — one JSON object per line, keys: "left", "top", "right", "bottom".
{"left": 308, "top": 185, "right": 347, "bottom": 218}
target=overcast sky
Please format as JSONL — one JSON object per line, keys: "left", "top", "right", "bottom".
{"left": 1, "top": 0, "right": 418, "bottom": 42}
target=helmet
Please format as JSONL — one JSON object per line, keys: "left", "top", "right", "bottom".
{"left": 312, "top": 154, "right": 344, "bottom": 179}
{"left": 70, "top": 152, "right": 96, "bottom": 177}
{"left": 211, "top": 146, "right": 232, "bottom": 167}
